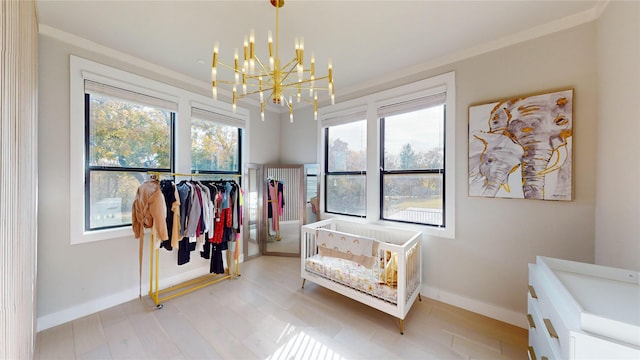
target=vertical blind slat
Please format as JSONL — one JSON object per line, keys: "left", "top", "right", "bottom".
{"left": 1, "top": 0, "right": 38, "bottom": 358}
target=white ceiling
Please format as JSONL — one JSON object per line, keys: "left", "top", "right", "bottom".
{"left": 36, "top": 0, "right": 602, "bottom": 101}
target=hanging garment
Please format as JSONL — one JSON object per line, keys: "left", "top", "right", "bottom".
{"left": 170, "top": 183, "right": 181, "bottom": 249}
{"left": 201, "top": 239, "right": 227, "bottom": 274}
{"left": 211, "top": 191, "right": 225, "bottom": 244}
{"left": 131, "top": 178, "right": 168, "bottom": 297}
{"left": 132, "top": 179, "right": 168, "bottom": 247}
{"left": 177, "top": 236, "right": 195, "bottom": 265}
{"left": 236, "top": 188, "right": 244, "bottom": 241}
{"left": 184, "top": 182, "right": 201, "bottom": 238}
{"left": 278, "top": 180, "right": 285, "bottom": 217}
{"left": 210, "top": 244, "right": 225, "bottom": 274}
{"left": 159, "top": 180, "right": 176, "bottom": 250}
{"left": 268, "top": 180, "right": 279, "bottom": 231}
{"left": 176, "top": 181, "right": 191, "bottom": 236}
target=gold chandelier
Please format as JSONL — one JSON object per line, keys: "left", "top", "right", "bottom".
{"left": 211, "top": 0, "right": 334, "bottom": 122}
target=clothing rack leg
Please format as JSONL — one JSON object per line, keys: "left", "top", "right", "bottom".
{"left": 234, "top": 240, "right": 240, "bottom": 276}
{"left": 149, "top": 234, "right": 154, "bottom": 300}
{"left": 155, "top": 248, "right": 161, "bottom": 308}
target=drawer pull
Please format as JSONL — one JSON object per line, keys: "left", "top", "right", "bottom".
{"left": 542, "top": 357, "right": 549, "bottom": 360}
{"left": 527, "top": 314, "right": 536, "bottom": 329}
{"left": 543, "top": 318, "right": 559, "bottom": 339}
{"left": 528, "top": 346, "right": 537, "bottom": 360}
{"left": 528, "top": 285, "right": 538, "bottom": 299}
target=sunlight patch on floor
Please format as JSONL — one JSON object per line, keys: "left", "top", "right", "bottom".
{"left": 266, "top": 324, "right": 346, "bottom": 360}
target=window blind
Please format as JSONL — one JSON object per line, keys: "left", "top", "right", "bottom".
{"left": 377, "top": 92, "right": 445, "bottom": 119}
{"left": 84, "top": 80, "right": 178, "bottom": 112}
{"left": 320, "top": 108, "right": 367, "bottom": 128}
{"left": 191, "top": 107, "right": 246, "bottom": 128}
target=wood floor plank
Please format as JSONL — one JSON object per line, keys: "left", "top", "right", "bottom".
{"left": 72, "top": 313, "right": 110, "bottom": 359}
{"left": 102, "top": 318, "right": 148, "bottom": 359}
{"left": 122, "top": 299, "right": 185, "bottom": 360}
{"left": 35, "top": 256, "right": 528, "bottom": 360}
{"left": 34, "top": 322, "right": 75, "bottom": 360}
{"left": 174, "top": 294, "right": 258, "bottom": 360}
{"left": 151, "top": 301, "right": 222, "bottom": 359}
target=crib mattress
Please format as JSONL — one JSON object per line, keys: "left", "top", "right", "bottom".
{"left": 305, "top": 254, "right": 397, "bottom": 304}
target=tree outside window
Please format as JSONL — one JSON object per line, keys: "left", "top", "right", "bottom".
{"left": 86, "top": 93, "right": 173, "bottom": 230}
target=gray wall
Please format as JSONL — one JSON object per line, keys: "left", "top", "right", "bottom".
{"left": 595, "top": 1, "right": 640, "bottom": 271}
{"left": 426, "top": 23, "right": 597, "bottom": 323}
{"left": 278, "top": 106, "right": 319, "bottom": 165}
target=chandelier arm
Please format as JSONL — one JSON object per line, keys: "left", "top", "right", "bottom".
{"left": 215, "top": 62, "right": 238, "bottom": 71}
{"left": 282, "top": 76, "right": 327, "bottom": 87}
{"left": 281, "top": 57, "right": 299, "bottom": 70}
{"left": 252, "top": 56, "right": 275, "bottom": 83}
{"left": 216, "top": 79, "right": 241, "bottom": 85}
{"left": 295, "top": 97, "right": 317, "bottom": 105}
{"left": 279, "top": 93, "right": 317, "bottom": 105}
{"left": 279, "top": 61, "right": 302, "bottom": 86}
{"left": 238, "top": 88, "right": 274, "bottom": 98}
{"left": 266, "top": 91, "right": 274, "bottom": 103}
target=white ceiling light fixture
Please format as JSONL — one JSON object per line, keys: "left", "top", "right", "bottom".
{"left": 211, "top": 0, "right": 334, "bottom": 122}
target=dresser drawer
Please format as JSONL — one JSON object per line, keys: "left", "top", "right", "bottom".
{"left": 529, "top": 257, "right": 640, "bottom": 360}
{"left": 528, "top": 295, "right": 561, "bottom": 360}
{"left": 528, "top": 264, "right": 568, "bottom": 359}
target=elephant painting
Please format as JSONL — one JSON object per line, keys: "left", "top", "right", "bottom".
{"left": 468, "top": 89, "right": 573, "bottom": 200}
{"left": 469, "top": 131, "right": 524, "bottom": 197}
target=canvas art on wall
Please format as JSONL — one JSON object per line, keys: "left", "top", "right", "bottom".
{"left": 468, "top": 89, "right": 573, "bottom": 201}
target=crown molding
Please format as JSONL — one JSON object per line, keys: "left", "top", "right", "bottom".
{"left": 40, "top": 3, "right": 603, "bottom": 113}
{"left": 38, "top": 24, "right": 280, "bottom": 114}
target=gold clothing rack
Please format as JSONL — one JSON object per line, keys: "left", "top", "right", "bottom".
{"left": 145, "top": 172, "right": 241, "bottom": 309}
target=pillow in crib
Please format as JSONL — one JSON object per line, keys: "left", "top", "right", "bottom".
{"left": 316, "top": 228, "right": 373, "bottom": 256}
{"left": 316, "top": 228, "right": 376, "bottom": 268}
{"left": 318, "top": 247, "right": 377, "bottom": 269}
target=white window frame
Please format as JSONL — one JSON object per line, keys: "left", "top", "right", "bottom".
{"left": 318, "top": 71, "right": 456, "bottom": 239}
{"left": 70, "top": 55, "right": 248, "bottom": 244}
{"left": 322, "top": 107, "right": 368, "bottom": 217}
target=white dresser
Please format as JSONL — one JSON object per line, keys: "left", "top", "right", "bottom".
{"left": 527, "top": 256, "right": 640, "bottom": 360}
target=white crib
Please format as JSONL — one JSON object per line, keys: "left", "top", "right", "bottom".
{"left": 301, "top": 218, "right": 422, "bottom": 334}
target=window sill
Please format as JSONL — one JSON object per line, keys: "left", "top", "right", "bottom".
{"left": 70, "top": 226, "right": 133, "bottom": 245}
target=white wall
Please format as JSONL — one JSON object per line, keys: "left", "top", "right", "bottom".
{"left": 36, "top": 33, "right": 280, "bottom": 329}
{"left": 278, "top": 106, "right": 319, "bottom": 164}
{"left": 595, "top": 2, "right": 640, "bottom": 271}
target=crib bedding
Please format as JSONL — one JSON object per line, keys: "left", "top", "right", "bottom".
{"left": 304, "top": 254, "right": 398, "bottom": 304}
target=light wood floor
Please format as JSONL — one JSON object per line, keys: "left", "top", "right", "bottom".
{"left": 35, "top": 256, "right": 528, "bottom": 359}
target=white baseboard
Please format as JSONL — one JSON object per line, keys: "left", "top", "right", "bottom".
{"left": 422, "top": 284, "right": 528, "bottom": 329}
{"left": 37, "top": 265, "right": 211, "bottom": 332}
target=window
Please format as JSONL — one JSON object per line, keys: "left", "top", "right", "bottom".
{"left": 323, "top": 111, "right": 367, "bottom": 217}
{"left": 379, "top": 94, "right": 445, "bottom": 226}
{"left": 85, "top": 81, "right": 175, "bottom": 231}
{"left": 319, "top": 72, "right": 456, "bottom": 238}
{"left": 70, "top": 55, "right": 249, "bottom": 244}
{"left": 191, "top": 107, "right": 242, "bottom": 175}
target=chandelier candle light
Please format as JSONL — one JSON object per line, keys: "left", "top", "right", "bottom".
{"left": 211, "top": 0, "right": 334, "bottom": 122}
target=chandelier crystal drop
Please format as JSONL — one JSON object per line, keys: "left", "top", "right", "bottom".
{"left": 211, "top": 0, "right": 334, "bottom": 122}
